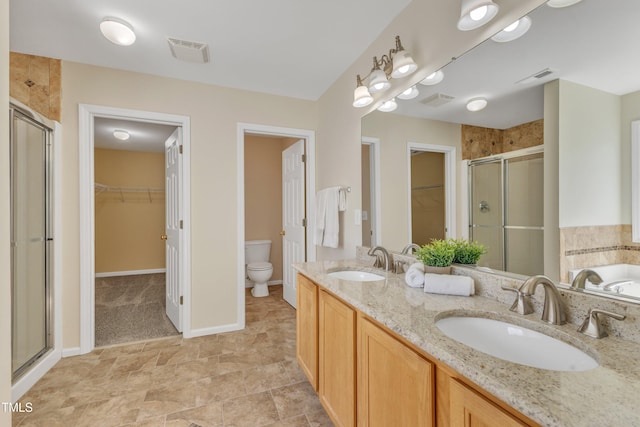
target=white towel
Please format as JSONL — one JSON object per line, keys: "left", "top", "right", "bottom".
{"left": 315, "top": 187, "right": 345, "bottom": 248}
{"left": 424, "top": 274, "right": 475, "bottom": 296}
{"left": 405, "top": 263, "right": 425, "bottom": 288}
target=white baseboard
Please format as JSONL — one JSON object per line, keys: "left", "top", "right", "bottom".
{"left": 62, "top": 347, "right": 81, "bottom": 358}
{"left": 185, "top": 322, "right": 244, "bottom": 339}
{"left": 244, "top": 279, "right": 283, "bottom": 288}
{"left": 95, "top": 268, "right": 166, "bottom": 278}
{"left": 12, "top": 349, "right": 61, "bottom": 401}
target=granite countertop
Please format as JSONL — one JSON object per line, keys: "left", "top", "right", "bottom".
{"left": 293, "top": 259, "right": 640, "bottom": 427}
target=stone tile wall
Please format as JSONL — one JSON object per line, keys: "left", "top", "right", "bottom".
{"left": 10, "top": 52, "right": 61, "bottom": 121}
{"left": 461, "top": 119, "right": 543, "bottom": 160}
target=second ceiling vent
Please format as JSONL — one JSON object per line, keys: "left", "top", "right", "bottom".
{"left": 167, "top": 38, "right": 210, "bottom": 64}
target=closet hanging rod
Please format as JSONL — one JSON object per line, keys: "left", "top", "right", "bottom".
{"left": 94, "top": 182, "right": 164, "bottom": 193}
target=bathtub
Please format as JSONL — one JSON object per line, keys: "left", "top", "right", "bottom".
{"left": 569, "top": 264, "right": 640, "bottom": 299}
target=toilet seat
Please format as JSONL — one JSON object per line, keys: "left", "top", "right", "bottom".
{"left": 247, "top": 262, "right": 272, "bottom": 271}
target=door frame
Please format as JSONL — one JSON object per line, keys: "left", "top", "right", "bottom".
{"left": 237, "top": 123, "right": 316, "bottom": 320}
{"left": 361, "top": 136, "right": 381, "bottom": 246}
{"left": 78, "top": 104, "right": 192, "bottom": 354}
{"left": 406, "top": 142, "right": 457, "bottom": 241}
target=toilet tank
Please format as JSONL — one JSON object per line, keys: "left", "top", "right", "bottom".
{"left": 245, "top": 240, "right": 271, "bottom": 264}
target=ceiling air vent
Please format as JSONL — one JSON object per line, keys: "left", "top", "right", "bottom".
{"left": 421, "top": 93, "right": 455, "bottom": 107}
{"left": 516, "top": 68, "right": 555, "bottom": 85}
{"left": 167, "top": 38, "right": 210, "bottom": 64}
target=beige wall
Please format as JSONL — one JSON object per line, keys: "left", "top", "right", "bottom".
{"left": 94, "top": 148, "right": 165, "bottom": 273}
{"left": 61, "top": 62, "right": 317, "bottom": 346}
{"left": 621, "top": 89, "right": 640, "bottom": 224}
{"left": 315, "top": 0, "right": 547, "bottom": 259}
{"left": 244, "top": 135, "right": 294, "bottom": 282}
{"left": 1, "top": 0, "right": 12, "bottom": 423}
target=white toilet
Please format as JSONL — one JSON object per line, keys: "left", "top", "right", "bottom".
{"left": 245, "top": 240, "right": 273, "bottom": 297}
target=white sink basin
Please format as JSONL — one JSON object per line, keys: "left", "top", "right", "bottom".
{"left": 436, "top": 316, "right": 598, "bottom": 371}
{"left": 328, "top": 270, "right": 385, "bottom": 282}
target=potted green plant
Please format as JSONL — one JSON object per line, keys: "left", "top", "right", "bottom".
{"left": 451, "top": 239, "right": 486, "bottom": 265}
{"left": 416, "top": 239, "right": 455, "bottom": 274}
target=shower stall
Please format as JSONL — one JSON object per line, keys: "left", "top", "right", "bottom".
{"left": 468, "top": 149, "right": 544, "bottom": 276}
{"left": 10, "top": 103, "right": 53, "bottom": 380}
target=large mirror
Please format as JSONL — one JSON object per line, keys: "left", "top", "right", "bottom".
{"left": 361, "top": 0, "right": 640, "bottom": 303}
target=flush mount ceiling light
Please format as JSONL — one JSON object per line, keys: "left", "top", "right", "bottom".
{"left": 100, "top": 17, "right": 136, "bottom": 46}
{"left": 353, "top": 75, "right": 374, "bottom": 108}
{"left": 113, "top": 130, "right": 130, "bottom": 141}
{"left": 397, "top": 85, "right": 419, "bottom": 100}
{"left": 466, "top": 97, "right": 488, "bottom": 112}
{"left": 457, "top": 0, "right": 499, "bottom": 31}
{"left": 546, "top": 0, "right": 583, "bottom": 7}
{"left": 491, "top": 16, "right": 532, "bottom": 42}
{"left": 420, "top": 70, "right": 445, "bottom": 86}
{"left": 352, "top": 36, "right": 418, "bottom": 108}
{"left": 377, "top": 98, "right": 398, "bottom": 113}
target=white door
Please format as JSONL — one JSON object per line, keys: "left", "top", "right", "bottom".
{"left": 282, "top": 139, "right": 306, "bottom": 308}
{"left": 165, "top": 128, "right": 182, "bottom": 331}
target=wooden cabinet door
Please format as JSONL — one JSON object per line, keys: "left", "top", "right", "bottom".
{"left": 296, "top": 273, "right": 318, "bottom": 390}
{"left": 449, "top": 380, "right": 528, "bottom": 427}
{"left": 319, "top": 290, "right": 356, "bottom": 427}
{"left": 358, "top": 316, "right": 434, "bottom": 427}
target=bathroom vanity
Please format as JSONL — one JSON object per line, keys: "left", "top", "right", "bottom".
{"left": 294, "top": 260, "right": 640, "bottom": 427}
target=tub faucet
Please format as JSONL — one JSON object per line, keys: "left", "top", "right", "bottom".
{"left": 571, "top": 269, "right": 603, "bottom": 290}
{"left": 368, "top": 246, "right": 391, "bottom": 271}
{"left": 519, "top": 275, "right": 567, "bottom": 325}
{"left": 401, "top": 243, "right": 421, "bottom": 255}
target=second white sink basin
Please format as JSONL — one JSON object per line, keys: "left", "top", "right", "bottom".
{"left": 328, "top": 270, "right": 384, "bottom": 282}
{"left": 436, "top": 316, "right": 598, "bottom": 372}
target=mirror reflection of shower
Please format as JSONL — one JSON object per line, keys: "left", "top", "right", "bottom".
{"left": 469, "top": 148, "right": 544, "bottom": 276}
{"left": 10, "top": 104, "right": 53, "bottom": 380}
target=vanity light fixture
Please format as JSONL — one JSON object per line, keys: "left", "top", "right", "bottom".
{"left": 457, "top": 0, "right": 499, "bottom": 31}
{"left": 546, "top": 0, "right": 583, "bottom": 7}
{"left": 100, "top": 17, "right": 136, "bottom": 46}
{"left": 466, "top": 97, "right": 488, "bottom": 112}
{"left": 491, "top": 16, "right": 532, "bottom": 42}
{"left": 420, "top": 70, "right": 445, "bottom": 86}
{"left": 113, "top": 130, "right": 130, "bottom": 141}
{"left": 353, "top": 75, "right": 374, "bottom": 108}
{"left": 352, "top": 36, "right": 418, "bottom": 107}
{"left": 377, "top": 98, "right": 398, "bottom": 113}
{"left": 397, "top": 85, "right": 419, "bottom": 100}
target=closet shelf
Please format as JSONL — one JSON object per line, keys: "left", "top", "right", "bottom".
{"left": 95, "top": 182, "right": 164, "bottom": 202}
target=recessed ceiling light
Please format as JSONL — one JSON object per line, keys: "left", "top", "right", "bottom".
{"left": 546, "top": 0, "right": 583, "bottom": 8}
{"left": 466, "top": 97, "right": 488, "bottom": 112}
{"left": 397, "top": 85, "right": 419, "bottom": 100}
{"left": 420, "top": 70, "right": 444, "bottom": 86}
{"left": 491, "top": 16, "right": 532, "bottom": 43}
{"left": 100, "top": 17, "right": 136, "bottom": 46}
{"left": 377, "top": 98, "right": 398, "bottom": 112}
{"left": 113, "top": 130, "right": 130, "bottom": 140}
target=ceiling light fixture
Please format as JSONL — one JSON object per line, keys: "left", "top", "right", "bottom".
{"left": 491, "top": 16, "right": 532, "bottom": 42}
{"left": 377, "top": 98, "right": 398, "bottom": 113}
{"left": 457, "top": 0, "right": 499, "bottom": 31}
{"left": 397, "top": 85, "right": 419, "bottom": 100}
{"left": 466, "top": 97, "right": 488, "bottom": 112}
{"left": 113, "top": 130, "right": 130, "bottom": 141}
{"left": 353, "top": 75, "right": 374, "bottom": 108}
{"left": 420, "top": 70, "right": 445, "bottom": 86}
{"left": 546, "top": 0, "right": 583, "bottom": 8}
{"left": 100, "top": 17, "right": 136, "bottom": 46}
{"left": 352, "top": 35, "right": 418, "bottom": 108}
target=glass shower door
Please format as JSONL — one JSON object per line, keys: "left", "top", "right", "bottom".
{"left": 469, "top": 160, "right": 503, "bottom": 270}
{"left": 11, "top": 107, "right": 51, "bottom": 378}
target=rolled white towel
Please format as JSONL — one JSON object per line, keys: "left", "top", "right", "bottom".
{"left": 404, "top": 263, "right": 425, "bottom": 288}
{"left": 424, "top": 274, "right": 475, "bottom": 296}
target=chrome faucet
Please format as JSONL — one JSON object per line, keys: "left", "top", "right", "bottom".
{"left": 519, "top": 275, "right": 567, "bottom": 325}
{"left": 501, "top": 285, "right": 534, "bottom": 316}
{"left": 571, "top": 269, "right": 603, "bottom": 289}
{"left": 401, "top": 243, "right": 421, "bottom": 255}
{"left": 578, "top": 308, "right": 626, "bottom": 338}
{"left": 368, "top": 246, "right": 391, "bottom": 271}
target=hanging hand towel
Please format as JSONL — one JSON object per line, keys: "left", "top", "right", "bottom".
{"left": 405, "top": 263, "right": 425, "bottom": 288}
{"left": 314, "top": 189, "right": 329, "bottom": 246}
{"left": 424, "top": 274, "right": 475, "bottom": 296}
{"left": 320, "top": 186, "right": 343, "bottom": 248}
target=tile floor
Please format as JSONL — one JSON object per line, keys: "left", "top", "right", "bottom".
{"left": 95, "top": 274, "right": 179, "bottom": 347}
{"left": 13, "top": 286, "right": 333, "bottom": 427}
